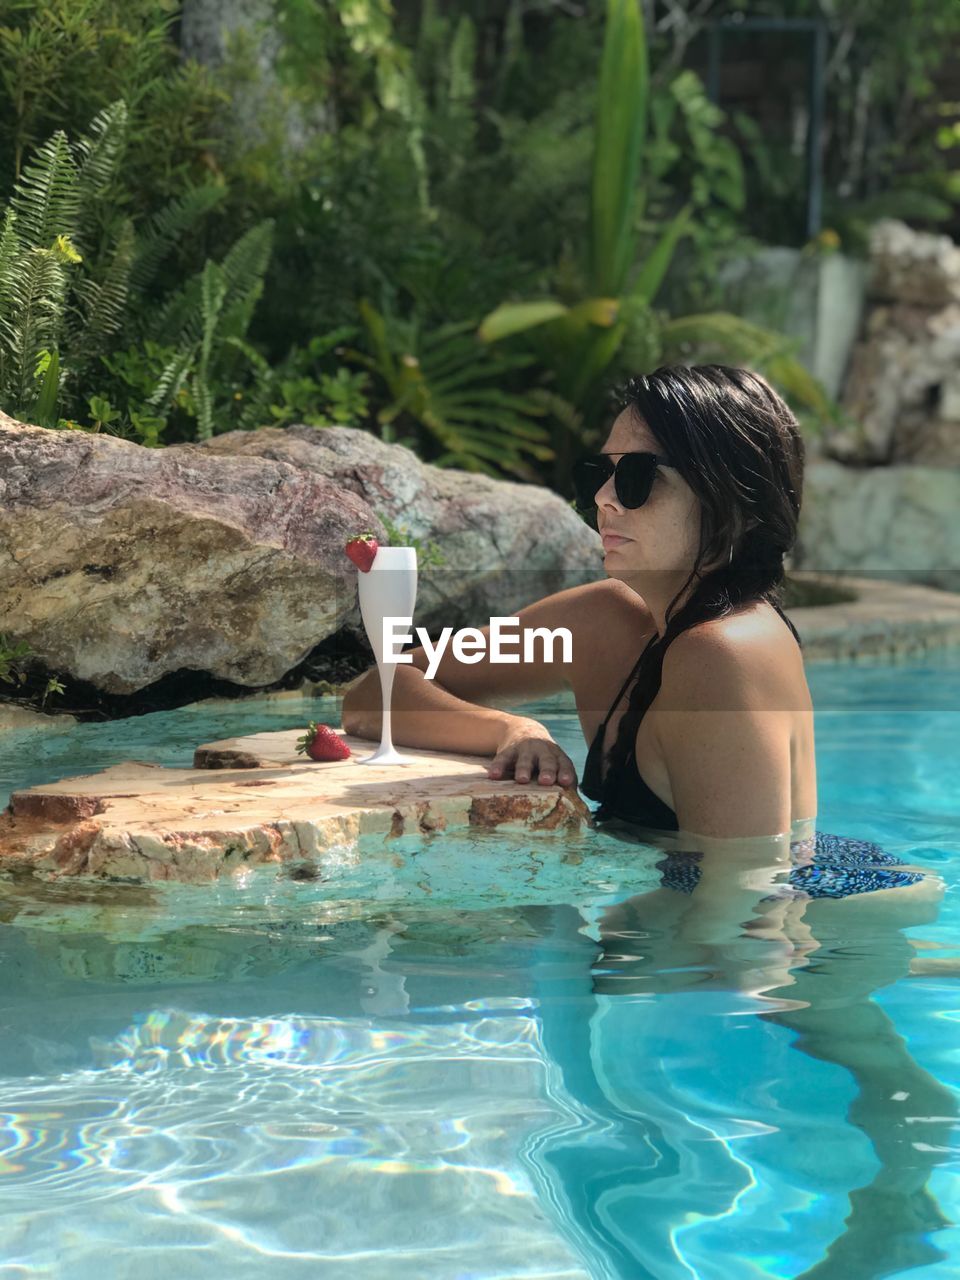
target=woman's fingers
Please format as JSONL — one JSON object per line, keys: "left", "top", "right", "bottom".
{"left": 513, "top": 745, "right": 536, "bottom": 784}
{"left": 487, "top": 739, "right": 578, "bottom": 788}
{"left": 537, "top": 745, "right": 577, "bottom": 787}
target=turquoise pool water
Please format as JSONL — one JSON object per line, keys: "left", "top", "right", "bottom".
{"left": 0, "top": 654, "right": 958, "bottom": 1278}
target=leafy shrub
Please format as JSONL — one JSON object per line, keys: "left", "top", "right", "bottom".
{"left": 0, "top": 99, "right": 281, "bottom": 443}
{"left": 0, "top": 634, "right": 65, "bottom": 709}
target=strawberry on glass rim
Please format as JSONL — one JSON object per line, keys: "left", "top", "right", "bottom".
{"left": 345, "top": 531, "right": 379, "bottom": 573}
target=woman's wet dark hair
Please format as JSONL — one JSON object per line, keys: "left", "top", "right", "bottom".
{"left": 600, "top": 362, "right": 806, "bottom": 781}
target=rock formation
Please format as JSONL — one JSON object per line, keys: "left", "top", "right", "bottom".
{"left": 0, "top": 417, "right": 600, "bottom": 704}
{"left": 832, "top": 219, "right": 960, "bottom": 464}
{"left": 0, "top": 728, "right": 590, "bottom": 882}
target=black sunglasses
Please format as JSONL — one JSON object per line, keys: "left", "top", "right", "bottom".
{"left": 571, "top": 451, "right": 676, "bottom": 511}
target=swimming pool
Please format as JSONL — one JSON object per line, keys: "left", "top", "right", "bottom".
{"left": 0, "top": 653, "right": 958, "bottom": 1278}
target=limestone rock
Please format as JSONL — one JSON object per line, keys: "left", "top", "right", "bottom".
{"left": 794, "top": 461, "right": 960, "bottom": 592}
{"left": 868, "top": 218, "right": 960, "bottom": 308}
{"left": 832, "top": 221, "right": 960, "bottom": 464}
{"left": 190, "top": 424, "right": 601, "bottom": 627}
{"left": 0, "top": 730, "right": 591, "bottom": 883}
{"left": 835, "top": 302, "right": 960, "bottom": 463}
{"left": 0, "top": 417, "right": 600, "bottom": 697}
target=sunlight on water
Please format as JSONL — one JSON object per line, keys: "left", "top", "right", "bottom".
{"left": 0, "top": 657, "right": 959, "bottom": 1277}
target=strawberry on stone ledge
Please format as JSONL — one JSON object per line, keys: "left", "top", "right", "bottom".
{"left": 296, "top": 722, "right": 352, "bottom": 762}
{"left": 345, "top": 531, "right": 379, "bottom": 572}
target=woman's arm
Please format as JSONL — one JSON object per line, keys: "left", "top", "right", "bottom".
{"left": 342, "top": 661, "right": 554, "bottom": 759}
{"left": 341, "top": 579, "right": 629, "bottom": 784}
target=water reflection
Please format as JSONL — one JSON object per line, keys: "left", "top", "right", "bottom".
{"left": 526, "top": 873, "right": 958, "bottom": 1279}
{"left": 0, "top": 846, "right": 956, "bottom": 1278}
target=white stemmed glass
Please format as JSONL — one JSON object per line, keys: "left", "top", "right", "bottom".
{"left": 356, "top": 545, "right": 418, "bottom": 766}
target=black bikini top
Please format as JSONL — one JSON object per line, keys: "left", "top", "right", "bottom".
{"left": 579, "top": 603, "right": 801, "bottom": 831}
{"left": 580, "top": 632, "right": 678, "bottom": 830}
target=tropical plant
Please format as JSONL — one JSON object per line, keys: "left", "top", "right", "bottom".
{"left": 0, "top": 96, "right": 281, "bottom": 443}
{"left": 134, "top": 218, "right": 276, "bottom": 441}
{"left": 478, "top": 0, "right": 836, "bottom": 484}
{"left": 0, "top": 99, "right": 138, "bottom": 427}
{"left": 0, "top": 634, "right": 65, "bottom": 709}
{"left": 649, "top": 0, "right": 960, "bottom": 249}
{"left": 338, "top": 298, "right": 555, "bottom": 479}
{"left": 0, "top": 1, "right": 228, "bottom": 211}
{"left": 225, "top": 328, "right": 373, "bottom": 431}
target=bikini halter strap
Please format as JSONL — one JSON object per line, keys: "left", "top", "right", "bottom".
{"left": 599, "top": 632, "right": 660, "bottom": 730}
{"left": 600, "top": 600, "right": 799, "bottom": 734}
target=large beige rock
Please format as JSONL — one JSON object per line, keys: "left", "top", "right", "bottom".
{"left": 837, "top": 302, "right": 960, "bottom": 463}
{"left": 832, "top": 220, "right": 960, "bottom": 464}
{"left": 0, "top": 417, "right": 600, "bottom": 698}
{"left": 795, "top": 462, "right": 960, "bottom": 591}
{"left": 0, "top": 728, "right": 590, "bottom": 883}
{"left": 868, "top": 218, "right": 960, "bottom": 308}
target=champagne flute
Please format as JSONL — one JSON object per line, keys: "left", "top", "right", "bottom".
{"left": 356, "top": 545, "right": 418, "bottom": 765}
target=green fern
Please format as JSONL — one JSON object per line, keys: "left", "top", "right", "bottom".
{"left": 148, "top": 221, "right": 274, "bottom": 350}
{"left": 129, "top": 183, "right": 227, "bottom": 294}
{"left": 0, "top": 100, "right": 132, "bottom": 421}
{"left": 0, "top": 94, "right": 270, "bottom": 440}
{"left": 8, "top": 131, "right": 81, "bottom": 250}
{"left": 65, "top": 218, "right": 136, "bottom": 365}
{"left": 73, "top": 100, "right": 129, "bottom": 219}
{"left": 0, "top": 129, "right": 83, "bottom": 417}
{"left": 142, "top": 224, "right": 274, "bottom": 437}
{"left": 146, "top": 345, "right": 195, "bottom": 415}
{"left": 0, "top": 245, "right": 70, "bottom": 416}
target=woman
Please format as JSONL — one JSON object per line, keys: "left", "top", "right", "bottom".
{"left": 342, "top": 363, "right": 927, "bottom": 906}
{"left": 341, "top": 365, "right": 954, "bottom": 1272}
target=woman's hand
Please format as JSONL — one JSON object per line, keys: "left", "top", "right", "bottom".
{"left": 487, "top": 718, "right": 579, "bottom": 788}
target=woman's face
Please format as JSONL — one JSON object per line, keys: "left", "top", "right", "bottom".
{"left": 596, "top": 409, "right": 705, "bottom": 583}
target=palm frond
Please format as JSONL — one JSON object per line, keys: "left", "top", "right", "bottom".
{"left": 525, "top": 388, "right": 586, "bottom": 443}
{"left": 659, "top": 311, "right": 787, "bottom": 363}
{"left": 660, "top": 311, "right": 837, "bottom": 423}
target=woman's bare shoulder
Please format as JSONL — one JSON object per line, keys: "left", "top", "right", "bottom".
{"left": 660, "top": 603, "right": 806, "bottom": 709}
{"left": 539, "top": 576, "right": 653, "bottom": 629}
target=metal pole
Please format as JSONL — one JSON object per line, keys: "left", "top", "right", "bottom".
{"left": 806, "top": 20, "right": 828, "bottom": 239}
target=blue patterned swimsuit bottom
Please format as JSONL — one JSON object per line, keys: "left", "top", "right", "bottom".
{"left": 656, "top": 831, "right": 924, "bottom": 901}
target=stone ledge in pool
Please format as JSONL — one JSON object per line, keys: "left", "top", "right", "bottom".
{"left": 0, "top": 728, "right": 589, "bottom": 882}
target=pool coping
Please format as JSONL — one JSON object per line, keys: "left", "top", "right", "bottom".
{"left": 784, "top": 572, "right": 960, "bottom": 661}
